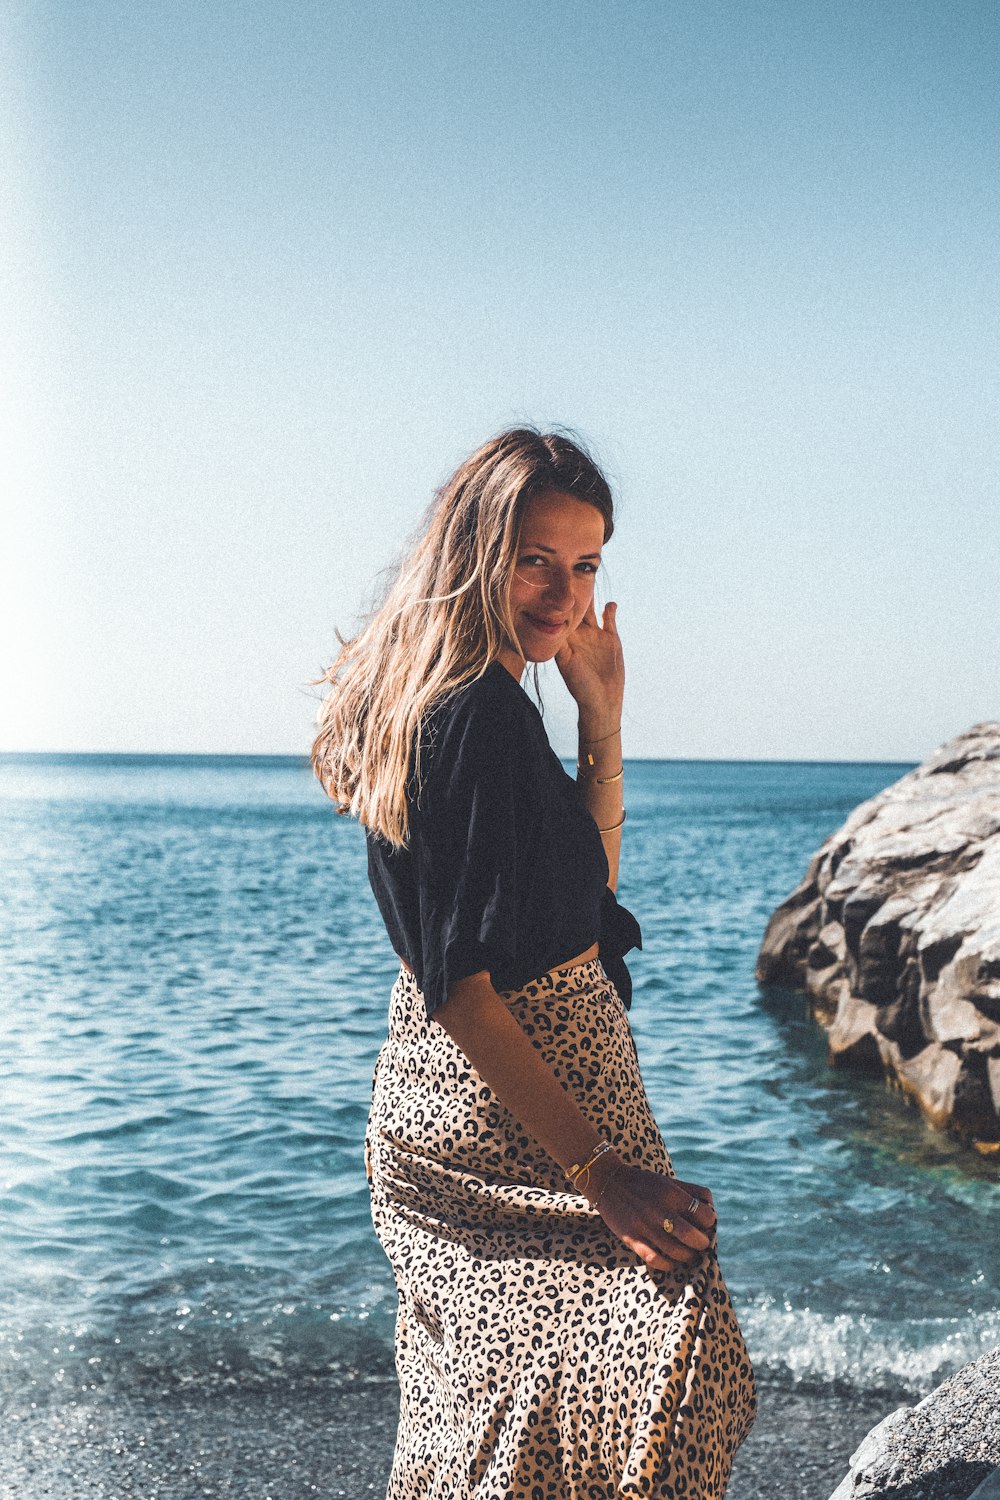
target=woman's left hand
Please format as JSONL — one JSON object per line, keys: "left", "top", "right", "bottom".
{"left": 555, "top": 600, "right": 624, "bottom": 729}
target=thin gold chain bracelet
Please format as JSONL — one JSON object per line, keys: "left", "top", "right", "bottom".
{"left": 594, "top": 1160, "right": 626, "bottom": 1209}
{"left": 580, "top": 724, "right": 621, "bottom": 746}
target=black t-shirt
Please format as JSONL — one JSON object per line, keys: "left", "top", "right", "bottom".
{"left": 365, "top": 660, "right": 642, "bottom": 1021}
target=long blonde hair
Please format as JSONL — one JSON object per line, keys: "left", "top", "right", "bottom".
{"left": 312, "top": 427, "right": 615, "bottom": 846}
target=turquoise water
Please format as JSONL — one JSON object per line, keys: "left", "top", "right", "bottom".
{"left": 1, "top": 753, "right": 997, "bottom": 1405}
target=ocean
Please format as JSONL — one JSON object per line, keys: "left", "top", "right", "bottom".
{"left": 2, "top": 752, "right": 998, "bottom": 1416}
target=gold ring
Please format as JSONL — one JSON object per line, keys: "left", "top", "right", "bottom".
{"left": 661, "top": 1216, "right": 674, "bottom": 1234}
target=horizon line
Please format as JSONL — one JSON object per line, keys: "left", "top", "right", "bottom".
{"left": 0, "top": 749, "right": 920, "bottom": 768}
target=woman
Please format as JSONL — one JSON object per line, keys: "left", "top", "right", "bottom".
{"left": 313, "top": 428, "right": 756, "bottom": 1499}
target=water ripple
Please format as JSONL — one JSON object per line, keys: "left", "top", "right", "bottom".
{"left": 1, "top": 754, "right": 997, "bottom": 1398}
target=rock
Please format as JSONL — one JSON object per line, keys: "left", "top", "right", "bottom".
{"left": 826, "top": 1408, "right": 913, "bottom": 1499}
{"left": 825, "top": 1345, "right": 1000, "bottom": 1499}
{"left": 757, "top": 723, "right": 1000, "bottom": 1149}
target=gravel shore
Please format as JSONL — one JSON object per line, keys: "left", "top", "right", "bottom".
{"left": 2, "top": 1376, "right": 907, "bottom": 1500}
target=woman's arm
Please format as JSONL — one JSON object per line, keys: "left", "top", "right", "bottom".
{"left": 435, "top": 970, "right": 716, "bottom": 1270}
{"left": 556, "top": 600, "right": 626, "bottom": 892}
{"left": 576, "top": 719, "right": 624, "bottom": 891}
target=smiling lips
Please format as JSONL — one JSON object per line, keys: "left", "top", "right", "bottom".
{"left": 525, "top": 614, "right": 566, "bottom": 635}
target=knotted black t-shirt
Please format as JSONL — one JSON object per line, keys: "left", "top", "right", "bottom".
{"left": 365, "top": 661, "right": 642, "bottom": 1021}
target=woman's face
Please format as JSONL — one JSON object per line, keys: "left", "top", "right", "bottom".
{"left": 502, "top": 489, "right": 606, "bottom": 666}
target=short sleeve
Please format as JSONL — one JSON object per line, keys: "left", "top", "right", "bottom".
{"left": 412, "top": 682, "right": 522, "bottom": 1020}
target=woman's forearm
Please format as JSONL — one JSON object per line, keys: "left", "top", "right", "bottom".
{"left": 435, "top": 969, "right": 716, "bottom": 1271}
{"left": 576, "top": 719, "right": 624, "bottom": 891}
{"left": 434, "top": 970, "right": 619, "bottom": 1194}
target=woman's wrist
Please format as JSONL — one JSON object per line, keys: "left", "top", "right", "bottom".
{"left": 565, "top": 1139, "right": 617, "bottom": 1192}
{"left": 577, "top": 718, "right": 623, "bottom": 776}
{"left": 575, "top": 1145, "right": 626, "bottom": 1205}
{"left": 578, "top": 713, "right": 623, "bottom": 744}
{"left": 593, "top": 1159, "right": 627, "bottom": 1210}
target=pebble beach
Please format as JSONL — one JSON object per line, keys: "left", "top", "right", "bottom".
{"left": 4, "top": 1377, "right": 906, "bottom": 1500}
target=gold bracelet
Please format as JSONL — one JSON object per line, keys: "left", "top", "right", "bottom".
{"left": 565, "top": 1140, "right": 614, "bottom": 1191}
{"left": 594, "top": 1160, "right": 626, "bottom": 1209}
{"left": 598, "top": 809, "right": 627, "bottom": 833}
{"left": 577, "top": 763, "right": 624, "bottom": 784}
{"left": 580, "top": 724, "right": 621, "bottom": 746}
{"left": 566, "top": 1140, "right": 610, "bottom": 1182}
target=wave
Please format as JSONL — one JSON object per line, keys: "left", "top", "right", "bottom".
{"left": 3, "top": 1293, "right": 997, "bottom": 1405}
{"left": 738, "top": 1295, "right": 1000, "bottom": 1394}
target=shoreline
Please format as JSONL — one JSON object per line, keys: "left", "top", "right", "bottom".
{"left": 3, "top": 1375, "right": 909, "bottom": 1500}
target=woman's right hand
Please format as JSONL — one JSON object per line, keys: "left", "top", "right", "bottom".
{"left": 433, "top": 976, "right": 718, "bottom": 1273}
{"left": 589, "top": 1159, "right": 718, "bottom": 1271}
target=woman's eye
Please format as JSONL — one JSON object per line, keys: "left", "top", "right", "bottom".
{"left": 518, "top": 556, "right": 599, "bottom": 572}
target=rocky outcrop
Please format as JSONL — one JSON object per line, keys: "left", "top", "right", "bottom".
{"left": 757, "top": 724, "right": 1000, "bottom": 1151}
{"left": 826, "top": 1345, "right": 1000, "bottom": 1499}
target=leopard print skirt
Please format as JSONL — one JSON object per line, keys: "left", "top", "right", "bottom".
{"left": 365, "top": 957, "right": 757, "bottom": 1499}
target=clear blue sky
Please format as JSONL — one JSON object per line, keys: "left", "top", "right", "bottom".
{"left": 3, "top": 0, "right": 997, "bottom": 759}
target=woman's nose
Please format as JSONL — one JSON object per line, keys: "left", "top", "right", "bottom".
{"left": 543, "top": 568, "right": 574, "bottom": 606}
